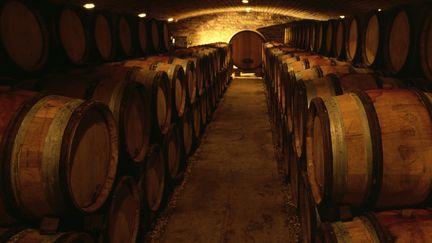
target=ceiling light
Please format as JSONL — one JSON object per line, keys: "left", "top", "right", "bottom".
{"left": 339, "top": 15, "right": 345, "bottom": 19}
{"left": 83, "top": 3, "right": 95, "bottom": 9}
{"left": 242, "top": 0, "right": 249, "bottom": 3}
{"left": 246, "top": 7, "right": 252, "bottom": 12}
{"left": 378, "top": 8, "right": 382, "bottom": 12}
{"left": 168, "top": 18, "right": 174, "bottom": 22}
{"left": 138, "top": 13, "right": 147, "bottom": 18}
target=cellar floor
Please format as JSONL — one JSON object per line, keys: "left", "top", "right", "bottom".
{"left": 150, "top": 77, "right": 297, "bottom": 242}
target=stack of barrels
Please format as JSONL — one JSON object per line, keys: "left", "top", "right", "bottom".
{"left": 0, "top": 0, "right": 233, "bottom": 242}
{"left": 0, "top": 0, "right": 172, "bottom": 77}
{"left": 263, "top": 3, "right": 432, "bottom": 243}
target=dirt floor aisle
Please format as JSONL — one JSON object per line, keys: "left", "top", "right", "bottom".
{"left": 153, "top": 78, "right": 295, "bottom": 243}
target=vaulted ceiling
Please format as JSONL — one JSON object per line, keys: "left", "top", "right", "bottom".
{"left": 64, "top": 0, "right": 426, "bottom": 21}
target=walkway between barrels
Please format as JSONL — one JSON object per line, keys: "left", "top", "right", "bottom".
{"left": 149, "top": 77, "right": 298, "bottom": 243}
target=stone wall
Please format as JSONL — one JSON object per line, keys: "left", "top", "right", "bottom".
{"left": 169, "top": 12, "right": 297, "bottom": 46}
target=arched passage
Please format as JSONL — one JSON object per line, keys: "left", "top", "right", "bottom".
{"left": 229, "top": 30, "right": 266, "bottom": 70}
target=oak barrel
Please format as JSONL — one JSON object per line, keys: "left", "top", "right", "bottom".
{"left": 230, "top": 30, "right": 265, "bottom": 70}
{"left": 94, "top": 12, "right": 115, "bottom": 61}
{"left": 122, "top": 67, "right": 172, "bottom": 136}
{"left": 420, "top": 8, "right": 432, "bottom": 83}
{"left": 3, "top": 94, "right": 118, "bottom": 219}
{"left": 56, "top": 6, "right": 92, "bottom": 65}
{"left": 192, "top": 101, "right": 201, "bottom": 140}
{"left": 299, "top": 172, "right": 319, "bottom": 243}
{"left": 159, "top": 20, "right": 170, "bottom": 51}
{"left": 35, "top": 65, "right": 151, "bottom": 164}
{"left": 362, "top": 12, "right": 385, "bottom": 67}
{"left": 293, "top": 73, "right": 384, "bottom": 159}
{"left": 345, "top": 16, "right": 362, "bottom": 62}
{"left": 4, "top": 229, "right": 94, "bottom": 242}
{"left": 124, "top": 59, "right": 186, "bottom": 118}
{"left": 179, "top": 108, "right": 194, "bottom": 156}
{"left": 0, "top": 91, "right": 44, "bottom": 224}
{"left": 383, "top": 8, "right": 412, "bottom": 74}
{"left": 163, "top": 124, "right": 183, "bottom": 182}
{"left": 335, "top": 19, "right": 346, "bottom": 59}
{"left": 140, "top": 145, "right": 166, "bottom": 212}
{"left": 104, "top": 176, "right": 140, "bottom": 243}
{"left": 0, "top": 0, "right": 49, "bottom": 71}
{"left": 117, "top": 15, "right": 134, "bottom": 57}
{"left": 306, "top": 89, "right": 432, "bottom": 209}
{"left": 149, "top": 19, "right": 161, "bottom": 52}
{"left": 138, "top": 18, "right": 149, "bottom": 54}
{"left": 324, "top": 20, "right": 335, "bottom": 57}
{"left": 318, "top": 209, "right": 432, "bottom": 243}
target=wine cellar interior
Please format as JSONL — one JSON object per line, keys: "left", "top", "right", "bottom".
{"left": 0, "top": 0, "right": 432, "bottom": 242}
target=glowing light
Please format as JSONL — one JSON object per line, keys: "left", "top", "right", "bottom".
{"left": 339, "top": 15, "right": 345, "bottom": 19}
{"left": 378, "top": 8, "right": 382, "bottom": 12}
{"left": 242, "top": 0, "right": 249, "bottom": 3}
{"left": 138, "top": 13, "right": 147, "bottom": 18}
{"left": 168, "top": 18, "right": 174, "bottom": 22}
{"left": 246, "top": 7, "right": 252, "bottom": 12}
{"left": 172, "top": 38, "right": 176, "bottom": 44}
{"left": 83, "top": 3, "right": 95, "bottom": 9}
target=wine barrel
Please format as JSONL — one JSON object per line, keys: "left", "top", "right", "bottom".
{"left": 138, "top": 18, "right": 149, "bottom": 54}
{"left": 172, "top": 57, "right": 197, "bottom": 104}
{"left": 104, "top": 176, "right": 140, "bottom": 243}
{"left": 318, "top": 209, "right": 432, "bottom": 243}
{"left": 345, "top": 16, "right": 363, "bottom": 62}
{"left": 383, "top": 8, "right": 413, "bottom": 74}
{"left": 4, "top": 229, "right": 94, "bottom": 242}
{"left": 230, "top": 30, "right": 266, "bottom": 70}
{"left": 309, "top": 22, "right": 318, "bottom": 52}
{"left": 116, "top": 15, "right": 134, "bottom": 57}
{"left": 324, "top": 20, "right": 336, "bottom": 57}
{"left": 159, "top": 20, "right": 170, "bottom": 51}
{"left": 299, "top": 172, "right": 319, "bottom": 243}
{"left": 94, "top": 12, "right": 115, "bottom": 61}
{"left": 306, "top": 89, "right": 432, "bottom": 209}
{"left": 140, "top": 145, "right": 166, "bottom": 212}
{"left": 163, "top": 124, "right": 183, "bottom": 182}
{"left": 0, "top": 0, "right": 49, "bottom": 71}
{"left": 420, "top": 8, "right": 432, "bottom": 83}
{"left": 180, "top": 108, "right": 194, "bottom": 156}
{"left": 335, "top": 19, "right": 346, "bottom": 59}
{"left": 362, "top": 12, "right": 385, "bottom": 67}
{"left": 293, "top": 73, "right": 388, "bottom": 159}
{"left": 192, "top": 101, "right": 201, "bottom": 140}
{"left": 35, "top": 65, "right": 151, "bottom": 164}
{"left": 117, "top": 68, "right": 171, "bottom": 136}
{"left": 148, "top": 19, "right": 161, "bottom": 52}
{"left": 56, "top": 6, "right": 92, "bottom": 65}
{"left": 124, "top": 59, "right": 186, "bottom": 118}
{"left": 0, "top": 91, "right": 44, "bottom": 224}
{"left": 306, "top": 56, "right": 335, "bottom": 68}
{"left": 316, "top": 21, "right": 326, "bottom": 54}
{"left": 287, "top": 65, "right": 354, "bottom": 133}
{"left": 2, "top": 94, "right": 118, "bottom": 220}
{"left": 200, "top": 91, "right": 208, "bottom": 126}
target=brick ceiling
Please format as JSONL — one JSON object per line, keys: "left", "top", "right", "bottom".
{"left": 64, "top": 0, "right": 426, "bottom": 21}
